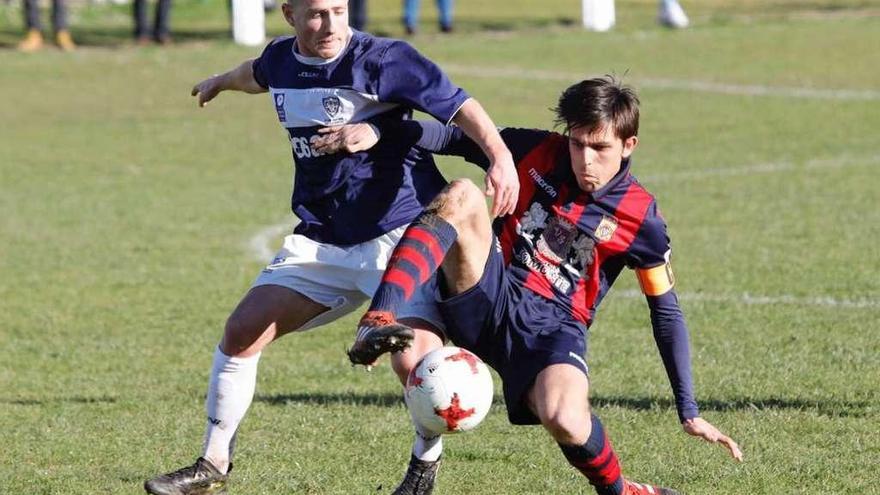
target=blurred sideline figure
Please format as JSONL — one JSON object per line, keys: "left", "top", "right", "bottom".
{"left": 134, "top": 0, "right": 173, "bottom": 45}
{"left": 403, "top": 0, "right": 453, "bottom": 35}
{"left": 349, "top": 0, "right": 366, "bottom": 30}
{"left": 584, "top": 0, "right": 689, "bottom": 31}
{"left": 18, "top": 0, "right": 75, "bottom": 51}
{"left": 657, "top": 0, "right": 688, "bottom": 28}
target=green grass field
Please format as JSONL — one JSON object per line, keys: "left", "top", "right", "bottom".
{"left": 1, "top": 0, "right": 879, "bottom": 493}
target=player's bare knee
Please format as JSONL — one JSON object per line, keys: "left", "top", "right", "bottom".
{"left": 221, "top": 312, "right": 263, "bottom": 356}
{"left": 541, "top": 405, "right": 591, "bottom": 445}
{"left": 432, "top": 179, "right": 484, "bottom": 223}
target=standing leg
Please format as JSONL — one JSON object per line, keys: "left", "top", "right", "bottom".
{"left": 18, "top": 0, "right": 44, "bottom": 51}
{"left": 657, "top": 0, "right": 689, "bottom": 28}
{"left": 23, "top": 0, "right": 41, "bottom": 31}
{"left": 153, "top": 0, "right": 173, "bottom": 43}
{"left": 435, "top": 0, "right": 452, "bottom": 32}
{"left": 203, "top": 285, "right": 328, "bottom": 470}
{"left": 133, "top": 0, "right": 149, "bottom": 40}
{"left": 145, "top": 285, "right": 329, "bottom": 495}
{"left": 52, "top": 0, "right": 75, "bottom": 51}
{"left": 528, "top": 364, "right": 680, "bottom": 495}
{"left": 402, "top": 0, "right": 419, "bottom": 34}
{"left": 51, "top": 0, "right": 68, "bottom": 32}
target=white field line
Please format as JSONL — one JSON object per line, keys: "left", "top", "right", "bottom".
{"left": 442, "top": 64, "right": 880, "bottom": 101}
{"left": 615, "top": 289, "right": 879, "bottom": 309}
{"left": 638, "top": 154, "right": 880, "bottom": 183}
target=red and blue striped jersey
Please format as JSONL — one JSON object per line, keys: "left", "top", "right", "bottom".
{"left": 494, "top": 129, "right": 670, "bottom": 326}
{"left": 400, "top": 123, "right": 672, "bottom": 326}
{"left": 379, "top": 120, "right": 698, "bottom": 421}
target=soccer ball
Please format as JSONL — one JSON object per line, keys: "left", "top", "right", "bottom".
{"left": 404, "top": 346, "right": 494, "bottom": 435}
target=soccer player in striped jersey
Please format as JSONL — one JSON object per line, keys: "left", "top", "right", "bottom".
{"left": 143, "top": 0, "right": 517, "bottom": 494}
{"left": 347, "top": 76, "right": 741, "bottom": 494}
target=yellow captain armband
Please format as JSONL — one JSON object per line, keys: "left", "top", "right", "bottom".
{"left": 636, "top": 262, "right": 675, "bottom": 296}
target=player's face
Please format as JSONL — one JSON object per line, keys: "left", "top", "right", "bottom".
{"left": 283, "top": 0, "right": 350, "bottom": 59}
{"left": 567, "top": 123, "right": 638, "bottom": 193}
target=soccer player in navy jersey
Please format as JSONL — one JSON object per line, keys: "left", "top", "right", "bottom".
{"left": 347, "top": 76, "right": 742, "bottom": 494}
{"left": 143, "top": 0, "right": 517, "bottom": 493}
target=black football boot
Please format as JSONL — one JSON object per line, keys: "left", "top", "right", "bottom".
{"left": 144, "top": 457, "right": 229, "bottom": 495}
{"left": 392, "top": 454, "right": 441, "bottom": 495}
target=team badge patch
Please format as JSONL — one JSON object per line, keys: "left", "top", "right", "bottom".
{"left": 537, "top": 216, "right": 578, "bottom": 263}
{"left": 594, "top": 216, "right": 618, "bottom": 242}
{"left": 274, "top": 93, "right": 286, "bottom": 121}
{"left": 322, "top": 96, "right": 341, "bottom": 118}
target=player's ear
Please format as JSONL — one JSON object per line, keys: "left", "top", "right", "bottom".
{"left": 621, "top": 135, "right": 638, "bottom": 158}
{"left": 281, "top": 1, "right": 297, "bottom": 28}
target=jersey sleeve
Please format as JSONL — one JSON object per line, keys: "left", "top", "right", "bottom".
{"left": 496, "top": 127, "right": 555, "bottom": 163}
{"left": 371, "top": 121, "right": 552, "bottom": 172}
{"left": 251, "top": 38, "right": 279, "bottom": 89}
{"left": 646, "top": 290, "right": 699, "bottom": 422}
{"left": 376, "top": 41, "right": 470, "bottom": 124}
{"left": 627, "top": 202, "right": 675, "bottom": 296}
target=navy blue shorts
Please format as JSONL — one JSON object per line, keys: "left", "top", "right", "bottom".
{"left": 437, "top": 241, "right": 589, "bottom": 425}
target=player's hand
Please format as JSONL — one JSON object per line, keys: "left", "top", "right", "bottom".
{"left": 314, "top": 123, "right": 380, "bottom": 155}
{"left": 682, "top": 417, "right": 743, "bottom": 462}
{"left": 191, "top": 75, "right": 224, "bottom": 107}
{"left": 485, "top": 152, "right": 518, "bottom": 218}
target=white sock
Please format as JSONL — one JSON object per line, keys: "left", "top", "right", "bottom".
{"left": 412, "top": 427, "right": 443, "bottom": 462}
{"left": 201, "top": 347, "right": 261, "bottom": 473}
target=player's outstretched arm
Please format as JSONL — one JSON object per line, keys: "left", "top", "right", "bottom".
{"left": 683, "top": 417, "right": 744, "bottom": 462}
{"left": 191, "top": 59, "right": 266, "bottom": 107}
{"left": 451, "top": 99, "right": 518, "bottom": 218}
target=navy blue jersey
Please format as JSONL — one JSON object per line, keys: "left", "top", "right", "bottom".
{"left": 252, "top": 31, "right": 470, "bottom": 245}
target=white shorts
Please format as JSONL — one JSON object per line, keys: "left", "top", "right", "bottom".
{"left": 252, "top": 225, "right": 444, "bottom": 332}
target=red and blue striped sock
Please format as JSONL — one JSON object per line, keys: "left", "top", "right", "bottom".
{"left": 369, "top": 214, "right": 458, "bottom": 318}
{"left": 558, "top": 413, "right": 625, "bottom": 495}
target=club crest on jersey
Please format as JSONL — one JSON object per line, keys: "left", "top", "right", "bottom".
{"left": 274, "top": 93, "right": 286, "bottom": 122}
{"left": 537, "top": 216, "right": 578, "bottom": 263}
{"left": 594, "top": 216, "right": 618, "bottom": 242}
{"left": 322, "top": 96, "right": 341, "bottom": 118}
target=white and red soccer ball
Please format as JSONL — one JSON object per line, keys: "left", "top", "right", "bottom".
{"left": 404, "top": 346, "right": 494, "bottom": 435}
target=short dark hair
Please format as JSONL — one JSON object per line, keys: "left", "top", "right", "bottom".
{"left": 553, "top": 76, "right": 640, "bottom": 140}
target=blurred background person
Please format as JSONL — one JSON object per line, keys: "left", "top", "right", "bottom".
{"left": 134, "top": 0, "right": 173, "bottom": 45}
{"left": 403, "top": 0, "right": 453, "bottom": 35}
{"left": 658, "top": 0, "right": 688, "bottom": 28}
{"left": 350, "top": 0, "right": 367, "bottom": 30}
{"left": 18, "top": 0, "right": 75, "bottom": 52}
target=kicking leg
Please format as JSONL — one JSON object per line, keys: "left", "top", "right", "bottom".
{"left": 349, "top": 179, "right": 493, "bottom": 365}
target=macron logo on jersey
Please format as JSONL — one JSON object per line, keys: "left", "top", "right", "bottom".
{"left": 529, "top": 168, "right": 557, "bottom": 198}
